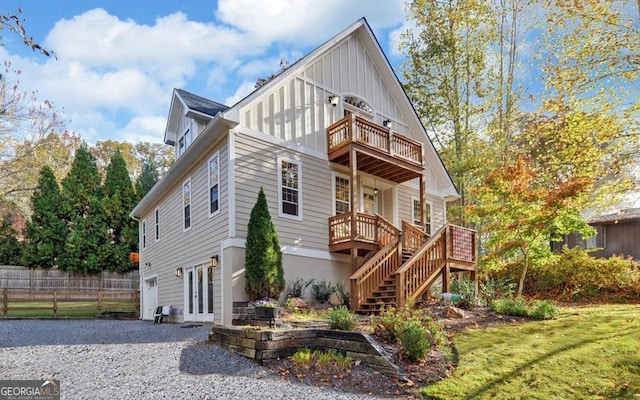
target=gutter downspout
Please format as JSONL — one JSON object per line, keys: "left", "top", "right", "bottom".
{"left": 130, "top": 215, "right": 143, "bottom": 320}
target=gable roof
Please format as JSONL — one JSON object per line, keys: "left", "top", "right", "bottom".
{"left": 164, "top": 89, "right": 230, "bottom": 146}
{"left": 175, "top": 88, "right": 229, "bottom": 117}
{"left": 133, "top": 17, "right": 459, "bottom": 218}
{"left": 223, "top": 17, "right": 458, "bottom": 200}
{"left": 589, "top": 208, "right": 640, "bottom": 224}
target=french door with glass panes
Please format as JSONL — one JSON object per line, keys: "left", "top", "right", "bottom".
{"left": 183, "top": 265, "right": 214, "bottom": 322}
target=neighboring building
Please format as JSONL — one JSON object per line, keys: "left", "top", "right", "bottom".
{"left": 131, "top": 18, "right": 477, "bottom": 324}
{"left": 554, "top": 208, "right": 640, "bottom": 260}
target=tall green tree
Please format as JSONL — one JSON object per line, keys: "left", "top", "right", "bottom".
{"left": 23, "top": 166, "right": 66, "bottom": 268}
{"left": 0, "top": 200, "right": 24, "bottom": 265}
{"left": 400, "top": 0, "right": 497, "bottom": 225}
{"left": 245, "top": 188, "right": 284, "bottom": 300}
{"left": 102, "top": 150, "right": 137, "bottom": 272}
{"left": 135, "top": 160, "right": 159, "bottom": 201}
{"left": 58, "top": 144, "right": 107, "bottom": 273}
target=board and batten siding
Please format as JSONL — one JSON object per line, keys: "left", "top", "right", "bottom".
{"left": 139, "top": 138, "right": 230, "bottom": 324}
{"left": 233, "top": 131, "right": 333, "bottom": 253}
{"left": 240, "top": 34, "right": 416, "bottom": 156}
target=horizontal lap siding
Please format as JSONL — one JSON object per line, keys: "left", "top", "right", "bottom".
{"left": 234, "top": 132, "right": 332, "bottom": 252}
{"left": 139, "top": 139, "right": 229, "bottom": 322}
{"left": 396, "top": 184, "right": 446, "bottom": 230}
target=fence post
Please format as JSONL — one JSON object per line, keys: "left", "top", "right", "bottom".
{"left": 134, "top": 289, "right": 140, "bottom": 311}
{"left": 98, "top": 289, "right": 102, "bottom": 313}
{"left": 53, "top": 290, "right": 57, "bottom": 317}
{"left": 2, "top": 288, "right": 7, "bottom": 317}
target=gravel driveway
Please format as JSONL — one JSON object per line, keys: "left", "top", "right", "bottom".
{"left": 0, "top": 320, "right": 387, "bottom": 400}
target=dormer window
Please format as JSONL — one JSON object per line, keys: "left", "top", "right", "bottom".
{"left": 178, "top": 128, "right": 192, "bottom": 157}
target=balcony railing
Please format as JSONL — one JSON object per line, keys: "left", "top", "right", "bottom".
{"left": 329, "top": 213, "right": 400, "bottom": 246}
{"left": 328, "top": 115, "right": 423, "bottom": 166}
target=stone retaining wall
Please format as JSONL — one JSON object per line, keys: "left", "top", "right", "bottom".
{"left": 208, "top": 326, "right": 404, "bottom": 378}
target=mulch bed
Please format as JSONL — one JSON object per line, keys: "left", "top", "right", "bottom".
{"left": 265, "top": 305, "right": 534, "bottom": 398}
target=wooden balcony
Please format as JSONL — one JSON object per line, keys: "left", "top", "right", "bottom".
{"left": 328, "top": 213, "right": 400, "bottom": 254}
{"left": 327, "top": 115, "right": 424, "bottom": 183}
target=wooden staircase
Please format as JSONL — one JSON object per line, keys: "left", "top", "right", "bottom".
{"left": 357, "top": 249, "right": 412, "bottom": 313}
{"left": 350, "top": 223, "right": 477, "bottom": 314}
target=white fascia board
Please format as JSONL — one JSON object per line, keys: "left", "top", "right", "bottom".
{"left": 131, "top": 114, "right": 238, "bottom": 219}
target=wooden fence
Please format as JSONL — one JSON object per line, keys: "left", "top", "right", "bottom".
{"left": 1, "top": 266, "right": 139, "bottom": 290}
{"left": 0, "top": 266, "right": 139, "bottom": 317}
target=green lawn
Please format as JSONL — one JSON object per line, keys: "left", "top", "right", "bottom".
{"left": 5, "top": 300, "right": 138, "bottom": 318}
{"left": 421, "top": 304, "right": 640, "bottom": 399}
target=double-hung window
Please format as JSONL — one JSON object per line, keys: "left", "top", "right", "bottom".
{"left": 412, "top": 196, "right": 432, "bottom": 235}
{"left": 141, "top": 220, "right": 147, "bottom": 249}
{"left": 334, "top": 174, "right": 350, "bottom": 215}
{"left": 154, "top": 208, "right": 160, "bottom": 241}
{"left": 208, "top": 153, "right": 220, "bottom": 216}
{"left": 183, "top": 178, "right": 191, "bottom": 231}
{"left": 278, "top": 157, "right": 302, "bottom": 220}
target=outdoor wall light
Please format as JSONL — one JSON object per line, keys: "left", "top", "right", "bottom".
{"left": 383, "top": 119, "right": 392, "bottom": 129}
{"left": 210, "top": 254, "right": 219, "bottom": 268}
{"left": 144, "top": 262, "right": 151, "bottom": 267}
{"left": 328, "top": 94, "right": 340, "bottom": 107}
{"left": 175, "top": 267, "right": 183, "bottom": 278}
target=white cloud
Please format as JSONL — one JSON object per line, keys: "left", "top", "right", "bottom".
{"left": 224, "top": 80, "right": 258, "bottom": 106}
{"left": 216, "top": 0, "right": 404, "bottom": 46}
{"left": 115, "top": 116, "right": 167, "bottom": 144}
{"left": 2, "top": 1, "right": 407, "bottom": 145}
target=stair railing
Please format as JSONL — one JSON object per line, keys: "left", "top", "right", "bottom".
{"left": 394, "top": 225, "right": 448, "bottom": 308}
{"left": 349, "top": 236, "right": 400, "bottom": 311}
{"left": 402, "top": 220, "right": 429, "bottom": 253}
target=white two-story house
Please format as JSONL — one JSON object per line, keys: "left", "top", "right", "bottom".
{"left": 131, "top": 18, "right": 477, "bottom": 325}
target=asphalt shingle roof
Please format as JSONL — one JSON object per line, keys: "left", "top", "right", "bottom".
{"left": 588, "top": 208, "right": 640, "bottom": 224}
{"left": 176, "top": 88, "right": 229, "bottom": 117}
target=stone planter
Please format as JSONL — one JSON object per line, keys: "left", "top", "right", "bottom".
{"left": 254, "top": 307, "right": 280, "bottom": 320}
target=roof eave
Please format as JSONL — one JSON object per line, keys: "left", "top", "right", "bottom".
{"left": 131, "top": 114, "right": 238, "bottom": 219}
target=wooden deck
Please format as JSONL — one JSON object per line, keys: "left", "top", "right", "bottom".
{"left": 329, "top": 217, "right": 477, "bottom": 312}
{"left": 327, "top": 114, "right": 424, "bottom": 183}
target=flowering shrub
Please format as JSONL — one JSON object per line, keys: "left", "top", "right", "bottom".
{"left": 252, "top": 298, "right": 279, "bottom": 308}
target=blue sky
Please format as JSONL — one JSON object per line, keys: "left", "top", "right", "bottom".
{"left": 1, "top": 0, "right": 407, "bottom": 144}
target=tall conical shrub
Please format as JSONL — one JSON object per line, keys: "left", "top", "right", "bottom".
{"left": 245, "top": 187, "right": 284, "bottom": 300}
{"left": 58, "top": 144, "right": 107, "bottom": 273}
{"left": 102, "top": 150, "right": 137, "bottom": 272}
{"left": 24, "top": 166, "right": 67, "bottom": 268}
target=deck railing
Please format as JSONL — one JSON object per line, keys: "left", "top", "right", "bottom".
{"left": 402, "top": 221, "right": 429, "bottom": 253}
{"left": 395, "top": 224, "right": 477, "bottom": 307}
{"left": 328, "top": 114, "right": 423, "bottom": 166}
{"left": 349, "top": 237, "right": 401, "bottom": 312}
{"left": 335, "top": 216, "right": 477, "bottom": 311}
{"left": 329, "top": 213, "right": 399, "bottom": 246}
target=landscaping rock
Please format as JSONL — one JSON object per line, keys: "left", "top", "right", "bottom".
{"left": 445, "top": 306, "right": 466, "bottom": 319}
{"left": 328, "top": 292, "right": 343, "bottom": 306}
{"left": 289, "top": 297, "right": 307, "bottom": 309}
